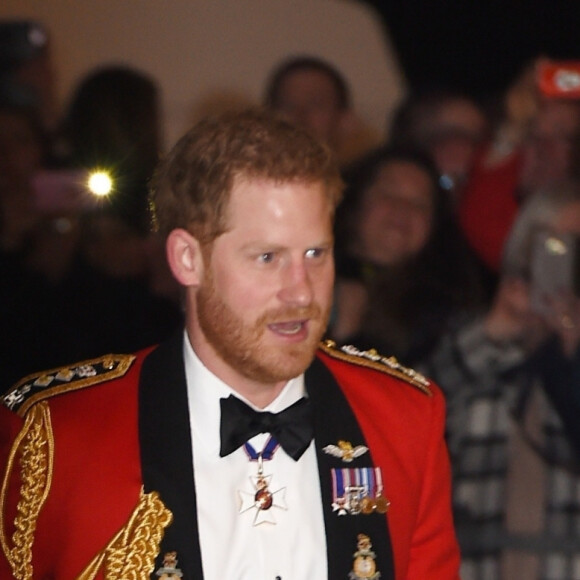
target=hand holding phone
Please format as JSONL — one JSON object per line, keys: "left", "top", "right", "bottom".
{"left": 529, "top": 229, "right": 579, "bottom": 316}
{"left": 537, "top": 60, "right": 580, "bottom": 99}
{"left": 31, "top": 169, "right": 97, "bottom": 213}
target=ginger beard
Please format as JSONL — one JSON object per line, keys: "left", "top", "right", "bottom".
{"left": 196, "top": 264, "right": 331, "bottom": 385}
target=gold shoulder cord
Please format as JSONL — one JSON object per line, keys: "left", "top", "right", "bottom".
{"left": 1, "top": 403, "right": 172, "bottom": 580}
{"left": 0, "top": 402, "right": 54, "bottom": 580}
{"left": 78, "top": 488, "right": 173, "bottom": 580}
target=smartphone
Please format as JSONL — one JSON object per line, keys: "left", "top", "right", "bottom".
{"left": 537, "top": 60, "right": 580, "bottom": 99}
{"left": 31, "top": 169, "right": 97, "bottom": 213}
{"left": 529, "top": 229, "right": 580, "bottom": 315}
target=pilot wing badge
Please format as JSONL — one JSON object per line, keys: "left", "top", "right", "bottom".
{"left": 323, "top": 440, "right": 368, "bottom": 462}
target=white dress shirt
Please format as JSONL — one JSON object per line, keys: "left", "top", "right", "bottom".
{"left": 183, "top": 333, "right": 327, "bottom": 579}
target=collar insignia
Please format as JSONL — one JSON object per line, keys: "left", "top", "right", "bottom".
{"left": 155, "top": 551, "right": 183, "bottom": 578}
{"left": 3, "top": 354, "right": 135, "bottom": 417}
{"left": 320, "top": 340, "right": 432, "bottom": 395}
{"left": 349, "top": 534, "right": 381, "bottom": 579}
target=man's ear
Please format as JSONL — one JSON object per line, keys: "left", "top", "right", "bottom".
{"left": 166, "top": 228, "right": 204, "bottom": 287}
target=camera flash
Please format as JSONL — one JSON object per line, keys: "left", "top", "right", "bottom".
{"left": 87, "top": 171, "right": 113, "bottom": 196}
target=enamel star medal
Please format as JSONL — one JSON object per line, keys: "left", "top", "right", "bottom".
{"left": 238, "top": 436, "right": 287, "bottom": 525}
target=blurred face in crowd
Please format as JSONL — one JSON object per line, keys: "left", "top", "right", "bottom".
{"left": 552, "top": 199, "right": 580, "bottom": 236}
{"left": 519, "top": 100, "right": 580, "bottom": 193}
{"left": 173, "top": 176, "right": 335, "bottom": 405}
{"left": 0, "top": 110, "right": 43, "bottom": 194}
{"left": 427, "top": 98, "right": 487, "bottom": 190}
{"left": 15, "top": 50, "right": 57, "bottom": 127}
{"left": 355, "top": 159, "right": 434, "bottom": 266}
{"left": 83, "top": 213, "right": 149, "bottom": 278}
{"left": 272, "top": 69, "right": 346, "bottom": 148}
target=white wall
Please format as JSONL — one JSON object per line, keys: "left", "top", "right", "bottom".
{"left": 0, "top": 0, "right": 406, "bottom": 154}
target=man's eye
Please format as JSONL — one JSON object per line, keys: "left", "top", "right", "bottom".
{"left": 258, "top": 252, "right": 275, "bottom": 264}
{"left": 305, "top": 248, "right": 326, "bottom": 259}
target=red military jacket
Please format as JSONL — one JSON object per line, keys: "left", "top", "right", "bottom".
{"left": 0, "top": 334, "right": 460, "bottom": 579}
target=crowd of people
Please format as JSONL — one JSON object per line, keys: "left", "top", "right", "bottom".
{"left": 2, "top": 16, "right": 580, "bottom": 580}
{"left": 0, "top": 21, "right": 182, "bottom": 388}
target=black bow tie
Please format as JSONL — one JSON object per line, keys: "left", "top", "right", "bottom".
{"left": 219, "top": 395, "right": 314, "bottom": 461}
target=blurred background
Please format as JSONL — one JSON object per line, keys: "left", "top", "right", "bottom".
{"left": 2, "top": 0, "right": 578, "bottom": 149}
{"left": 364, "top": 0, "right": 580, "bottom": 98}
{"left": 0, "top": 0, "right": 406, "bottom": 150}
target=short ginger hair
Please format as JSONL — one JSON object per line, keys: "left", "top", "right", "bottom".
{"left": 150, "top": 108, "right": 343, "bottom": 242}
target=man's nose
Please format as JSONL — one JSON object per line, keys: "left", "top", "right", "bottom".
{"left": 277, "top": 261, "right": 314, "bottom": 306}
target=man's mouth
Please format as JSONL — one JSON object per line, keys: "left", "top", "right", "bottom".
{"left": 268, "top": 320, "right": 307, "bottom": 335}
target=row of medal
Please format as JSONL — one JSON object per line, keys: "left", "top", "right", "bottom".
{"left": 332, "top": 467, "right": 390, "bottom": 516}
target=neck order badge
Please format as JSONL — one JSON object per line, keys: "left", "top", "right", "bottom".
{"left": 238, "top": 436, "right": 288, "bottom": 525}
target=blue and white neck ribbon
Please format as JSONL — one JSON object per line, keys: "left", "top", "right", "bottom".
{"left": 243, "top": 435, "right": 280, "bottom": 462}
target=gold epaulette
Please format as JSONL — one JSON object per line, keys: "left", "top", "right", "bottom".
{"left": 319, "top": 340, "right": 432, "bottom": 396}
{"left": 2, "top": 354, "right": 136, "bottom": 418}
